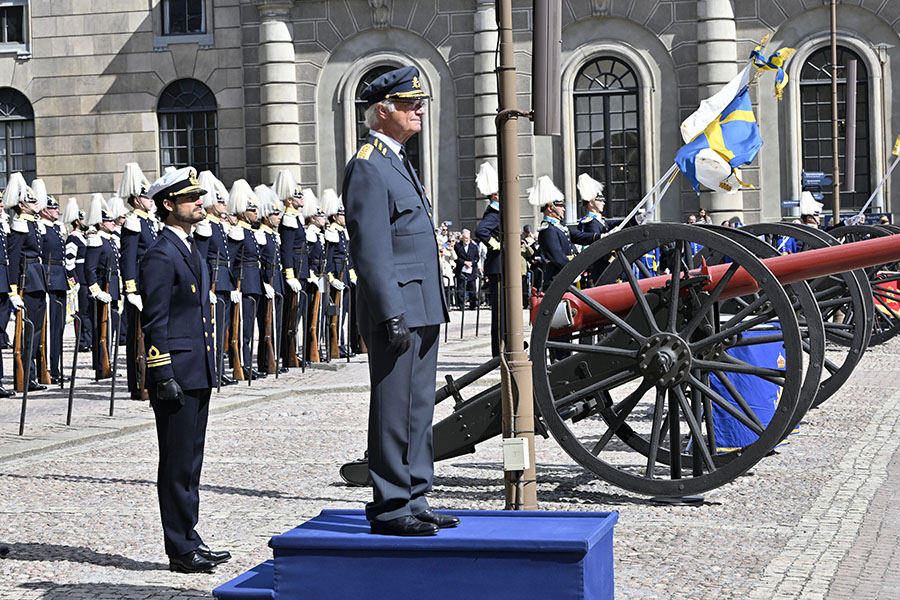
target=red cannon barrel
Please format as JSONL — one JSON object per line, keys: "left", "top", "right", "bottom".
{"left": 545, "top": 232, "right": 900, "bottom": 334}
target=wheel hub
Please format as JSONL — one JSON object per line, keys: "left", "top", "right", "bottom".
{"left": 638, "top": 333, "right": 692, "bottom": 387}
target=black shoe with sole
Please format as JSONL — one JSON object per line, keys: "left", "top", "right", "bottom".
{"left": 196, "top": 544, "right": 231, "bottom": 565}
{"left": 370, "top": 515, "right": 439, "bottom": 536}
{"left": 414, "top": 509, "right": 460, "bottom": 529}
{"left": 27, "top": 382, "right": 47, "bottom": 392}
{"left": 168, "top": 550, "right": 217, "bottom": 574}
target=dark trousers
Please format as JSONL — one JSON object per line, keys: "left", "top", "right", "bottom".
{"left": 124, "top": 301, "right": 141, "bottom": 393}
{"left": 256, "top": 295, "right": 282, "bottom": 373}
{"left": 487, "top": 274, "right": 502, "bottom": 357}
{"left": 0, "top": 295, "right": 9, "bottom": 380}
{"left": 363, "top": 324, "right": 439, "bottom": 522}
{"left": 241, "top": 294, "right": 259, "bottom": 368}
{"left": 150, "top": 386, "right": 210, "bottom": 557}
{"left": 47, "top": 291, "right": 66, "bottom": 378}
{"left": 214, "top": 292, "right": 231, "bottom": 375}
{"left": 76, "top": 285, "right": 92, "bottom": 348}
{"left": 24, "top": 292, "right": 46, "bottom": 384}
{"left": 456, "top": 275, "right": 477, "bottom": 310}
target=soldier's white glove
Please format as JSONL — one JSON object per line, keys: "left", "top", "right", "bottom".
{"left": 209, "top": 290, "right": 217, "bottom": 305}
{"left": 330, "top": 278, "right": 346, "bottom": 292}
{"left": 9, "top": 294, "right": 24, "bottom": 311}
{"left": 93, "top": 291, "right": 112, "bottom": 304}
{"left": 126, "top": 293, "right": 143, "bottom": 312}
{"left": 73, "top": 283, "right": 81, "bottom": 294}
{"left": 307, "top": 275, "right": 318, "bottom": 285}
{"left": 349, "top": 269, "right": 358, "bottom": 285}
{"left": 263, "top": 283, "right": 275, "bottom": 299}
{"left": 230, "top": 290, "right": 242, "bottom": 304}
{"left": 287, "top": 277, "right": 302, "bottom": 293}
{"left": 316, "top": 277, "right": 327, "bottom": 294}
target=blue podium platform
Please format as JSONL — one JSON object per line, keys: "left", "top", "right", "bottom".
{"left": 214, "top": 509, "right": 618, "bottom": 600}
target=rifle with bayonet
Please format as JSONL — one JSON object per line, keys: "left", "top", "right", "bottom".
{"left": 230, "top": 245, "right": 245, "bottom": 380}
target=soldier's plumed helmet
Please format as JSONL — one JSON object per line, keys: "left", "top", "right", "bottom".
{"left": 62, "top": 197, "right": 83, "bottom": 224}
{"left": 45, "top": 195, "right": 59, "bottom": 209}
{"left": 147, "top": 167, "right": 206, "bottom": 214}
{"left": 360, "top": 66, "right": 429, "bottom": 108}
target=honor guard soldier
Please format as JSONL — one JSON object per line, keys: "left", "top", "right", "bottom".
{"left": 6, "top": 173, "right": 48, "bottom": 392}
{"left": 800, "top": 190, "right": 823, "bottom": 229}
{"left": 107, "top": 195, "right": 129, "bottom": 246}
{"left": 473, "top": 162, "right": 502, "bottom": 357}
{"left": 142, "top": 166, "right": 227, "bottom": 574}
{"left": 302, "top": 189, "right": 328, "bottom": 363}
{"left": 63, "top": 197, "right": 92, "bottom": 352}
{"left": 226, "top": 179, "right": 265, "bottom": 380}
{"left": 118, "top": 163, "right": 158, "bottom": 399}
{"left": 322, "top": 189, "right": 352, "bottom": 358}
{"left": 575, "top": 172, "right": 610, "bottom": 285}
{"left": 195, "top": 170, "right": 238, "bottom": 386}
{"left": 84, "top": 194, "right": 121, "bottom": 380}
{"left": 343, "top": 65, "right": 455, "bottom": 536}
{"left": 530, "top": 176, "right": 600, "bottom": 290}
{"left": 273, "top": 170, "right": 306, "bottom": 367}
{"left": 0, "top": 191, "right": 13, "bottom": 397}
{"left": 253, "top": 184, "right": 283, "bottom": 375}
{"left": 34, "top": 181, "right": 69, "bottom": 384}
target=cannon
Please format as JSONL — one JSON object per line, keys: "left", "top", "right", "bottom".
{"left": 341, "top": 223, "right": 900, "bottom": 497}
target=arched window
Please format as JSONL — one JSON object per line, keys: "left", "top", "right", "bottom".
{"left": 0, "top": 87, "right": 35, "bottom": 190}
{"left": 573, "top": 57, "right": 642, "bottom": 218}
{"left": 800, "top": 46, "right": 870, "bottom": 210}
{"left": 354, "top": 66, "right": 421, "bottom": 173}
{"left": 157, "top": 79, "right": 218, "bottom": 173}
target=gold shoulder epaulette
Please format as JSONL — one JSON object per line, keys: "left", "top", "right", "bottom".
{"left": 357, "top": 144, "right": 374, "bottom": 160}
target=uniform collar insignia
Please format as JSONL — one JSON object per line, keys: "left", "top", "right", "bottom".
{"left": 206, "top": 214, "right": 220, "bottom": 224}
{"left": 134, "top": 209, "right": 149, "bottom": 218}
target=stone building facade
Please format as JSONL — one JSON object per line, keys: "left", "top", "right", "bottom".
{"left": 0, "top": 0, "right": 898, "bottom": 229}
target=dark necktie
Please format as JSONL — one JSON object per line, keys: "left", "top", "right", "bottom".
{"left": 187, "top": 235, "right": 202, "bottom": 274}
{"left": 399, "top": 147, "right": 419, "bottom": 190}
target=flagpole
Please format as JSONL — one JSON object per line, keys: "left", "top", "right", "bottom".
{"left": 609, "top": 163, "right": 678, "bottom": 234}
{"left": 853, "top": 152, "right": 900, "bottom": 222}
{"left": 644, "top": 167, "right": 680, "bottom": 221}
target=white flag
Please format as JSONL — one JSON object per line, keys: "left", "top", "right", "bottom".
{"left": 680, "top": 62, "right": 753, "bottom": 144}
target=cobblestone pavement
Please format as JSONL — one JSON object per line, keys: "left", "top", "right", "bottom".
{"left": 1, "top": 310, "right": 899, "bottom": 598}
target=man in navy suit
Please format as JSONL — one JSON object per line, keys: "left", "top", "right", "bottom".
{"left": 141, "top": 167, "right": 227, "bottom": 574}
{"left": 343, "top": 65, "right": 455, "bottom": 536}
{"left": 453, "top": 228, "right": 480, "bottom": 310}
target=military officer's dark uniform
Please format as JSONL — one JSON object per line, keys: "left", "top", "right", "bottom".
{"left": 121, "top": 207, "right": 157, "bottom": 398}
{"left": 537, "top": 208, "right": 598, "bottom": 290}
{"left": 141, "top": 168, "right": 224, "bottom": 573}
{"left": 577, "top": 210, "right": 609, "bottom": 284}
{"left": 9, "top": 212, "right": 47, "bottom": 390}
{"left": 65, "top": 223, "right": 92, "bottom": 350}
{"left": 305, "top": 217, "right": 326, "bottom": 362}
{"left": 85, "top": 227, "right": 120, "bottom": 378}
{"left": 474, "top": 200, "right": 501, "bottom": 357}
{"left": 343, "top": 67, "right": 452, "bottom": 535}
{"left": 228, "top": 219, "right": 263, "bottom": 377}
{"left": 325, "top": 217, "right": 352, "bottom": 357}
{"left": 195, "top": 212, "right": 235, "bottom": 382}
{"left": 39, "top": 199, "right": 69, "bottom": 383}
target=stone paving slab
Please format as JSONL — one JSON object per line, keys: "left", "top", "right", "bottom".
{"left": 0, "top": 314, "right": 899, "bottom": 598}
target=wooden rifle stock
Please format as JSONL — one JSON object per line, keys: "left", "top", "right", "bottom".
{"left": 97, "top": 284, "right": 112, "bottom": 379}
{"left": 263, "top": 296, "right": 277, "bottom": 374}
{"left": 329, "top": 268, "right": 346, "bottom": 358}
{"left": 308, "top": 284, "right": 321, "bottom": 363}
{"left": 13, "top": 304, "right": 25, "bottom": 392}
{"left": 37, "top": 307, "right": 51, "bottom": 384}
{"left": 133, "top": 312, "right": 148, "bottom": 399}
{"left": 230, "top": 281, "right": 245, "bottom": 380}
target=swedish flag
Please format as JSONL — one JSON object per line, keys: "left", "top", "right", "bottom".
{"left": 675, "top": 85, "right": 763, "bottom": 194}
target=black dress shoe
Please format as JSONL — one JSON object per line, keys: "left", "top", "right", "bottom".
{"left": 370, "top": 515, "right": 439, "bottom": 536}
{"left": 78, "top": 345, "right": 91, "bottom": 352}
{"left": 168, "top": 550, "right": 217, "bottom": 574}
{"left": 278, "top": 367, "right": 289, "bottom": 374}
{"left": 27, "top": 382, "right": 47, "bottom": 392}
{"left": 196, "top": 544, "right": 231, "bottom": 565}
{"left": 415, "top": 509, "right": 460, "bottom": 529}
{"left": 0, "top": 386, "right": 13, "bottom": 398}
{"left": 50, "top": 375, "right": 70, "bottom": 385}
{"left": 220, "top": 374, "right": 238, "bottom": 386}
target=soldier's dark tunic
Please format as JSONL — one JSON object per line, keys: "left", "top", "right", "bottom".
{"left": 140, "top": 226, "right": 216, "bottom": 558}
{"left": 577, "top": 212, "right": 609, "bottom": 284}
{"left": 194, "top": 214, "right": 234, "bottom": 373}
{"left": 64, "top": 229, "right": 92, "bottom": 349}
{"left": 474, "top": 203, "right": 502, "bottom": 357}
{"left": 278, "top": 207, "right": 303, "bottom": 364}
{"left": 0, "top": 223, "right": 11, "bottom": 380}
{"left": 305, "top": 223, "right": 325, "bottom": 361}
{"left": 41, "top": 217, "right": 69, "bottom": 379}
{"left": 8, "top": 213, "right": 47, "bottom": 385}
{"left": 227, "top": 221, "right": 262, "bottom": 370}
{"left": 85, "top": 231, "right": 121, "bottom": 376}
{"left": 537, "top": 216, "right": 598, "bottom": 290}
{"left": 325, "top": 222, "right": 351, "bottom": 353}
{"left": 120, "top": 209, "right": 158, "bottom": 396}
{"left": 343, "top": 132, "right": 449, "bottom": 523}
{"left": 256, "top": 223, "right": 283, "bottom": 373}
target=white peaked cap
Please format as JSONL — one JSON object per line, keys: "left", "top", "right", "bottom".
{"left": 527, "top": 176, "right": 564, "bottom": 207}
{"left": 164, "top": 166, "right": 177, "bottom": 175}
{"left": 107, "top": 195, "right": 128, "bottom": 219}
{"left": 301, "top": 188, "right": 319, "bottom": 219}
{"left": 62, "top": 197, "right": 82, "bottom": 223}
{"left": 576, "top": 173, "right": 604, "bottom": 202}
{"left": 475, "top": 161, "right": 499, "bottom": 197}
{"left": 800, "top": 190, "right": 823, "bottom": 216}
{"left": 320, "top": 188, "right": 340, "bottom": 217}
{"left": 85, "top": 193, "right": 108, "bottom": 226}
{"left": 117, "top": 162, "right": 150, "bottom": 200}
{"left": 273, "top": 169, "right": 298, "bottom": 201}
{"left": 227, "top": 179, "right": 257, "bottom": 215}
{"left": 197, "top": 170, "right": 228, "bottom": 209}
{"left": 254, "top": 184, "right": 283, "bottom": 217}
{"left": 31, "top": 178, "right": 48, "bottom": 212}
{"left": 3, "top": 173, "right": 32, "bottom": 206}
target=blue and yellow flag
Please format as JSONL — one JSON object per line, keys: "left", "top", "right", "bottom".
{"left": 675, "top": 85, "right": 763, "bottom": 194}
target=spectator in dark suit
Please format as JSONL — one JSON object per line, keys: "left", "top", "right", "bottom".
{"left": 454, "top": 228, "right": 479, "bottom": 310}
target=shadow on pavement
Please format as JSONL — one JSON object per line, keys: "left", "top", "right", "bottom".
{"left": 19, "top": 582, "right": 211, "bottom": 599}
{"left": 1, "top": 543, "right": 162, "bottom": 571}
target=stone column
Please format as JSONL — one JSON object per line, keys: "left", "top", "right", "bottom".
{"left": 255, "top": 0, "right": 300, "bottom": 184}
{"left": 473, "top": 2, "right": 499, "bottom": 166}
{"left": 696, "top": 0, "right": 742, "bottom": 221}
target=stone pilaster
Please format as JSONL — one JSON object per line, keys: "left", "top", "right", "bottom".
{"left": 473, "top": 1, "right": 499, "bottom": 164}
{"left": 255, "top": 0, "right": 300, "bottom": 184}
{"left": 696, "top": 0, "right": 743, "bottom": 221}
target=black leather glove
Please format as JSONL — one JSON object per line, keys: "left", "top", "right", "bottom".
{"left": 385, "top": 315, "right": 411, "bottom": 356}
{"left": 157, "top": 378, "right": 185, "bottom": 406}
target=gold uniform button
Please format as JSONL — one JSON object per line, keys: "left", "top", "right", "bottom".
{"left": 206, "top": 345, "right": 211, "bottom": 351}
{"left": 205, "top": 332, "right": 208, "bottom": 338}
{"left": 202, "top": 317, "right": 206, "bottom": 323}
